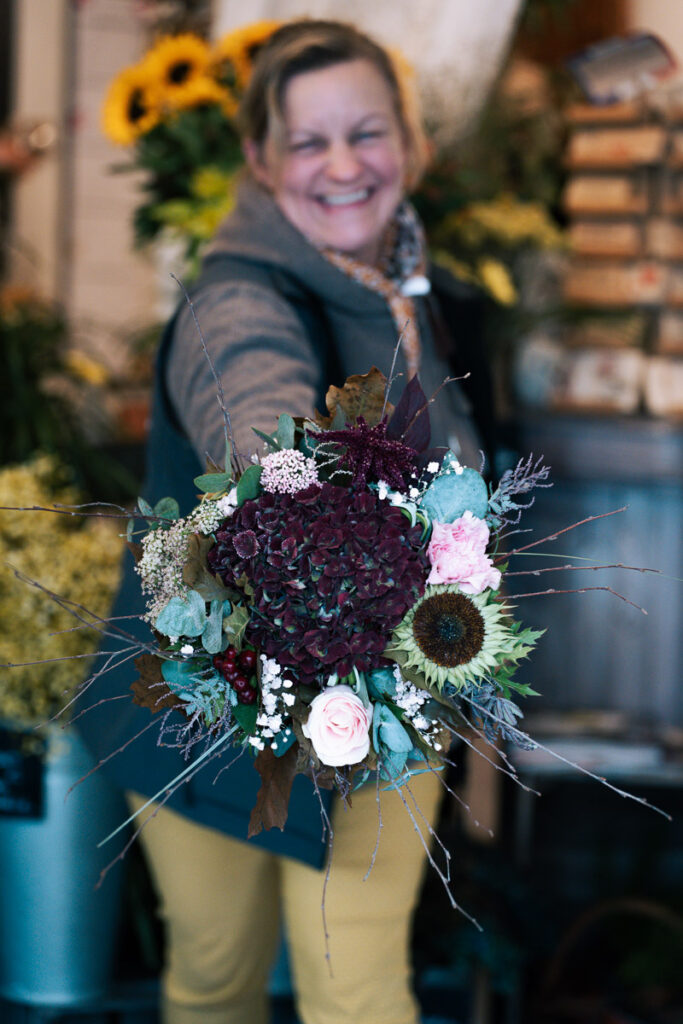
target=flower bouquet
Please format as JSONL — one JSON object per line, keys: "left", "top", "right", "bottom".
{"left": 101, "top": 22, "right": 279, "bottom": 264}
{"left": 125, "top": 366, "right": 547, "bottom": 839}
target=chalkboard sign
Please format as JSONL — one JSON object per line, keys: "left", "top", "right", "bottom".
{"left": 0, "top": 726, "right": 45, "bottom": 818}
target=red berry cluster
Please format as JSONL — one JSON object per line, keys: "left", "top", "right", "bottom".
{"left": 212, "top": 646, "right": 258, "bottom": 704}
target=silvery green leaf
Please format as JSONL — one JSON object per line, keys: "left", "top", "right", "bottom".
{"left": 419, "top": 465, "right": 489, "bottom": 523}
{"left": 201, "top": 599, "right": 224, "bottom": 653}
{"left": 154, "top": 496, "right": 180, "bottom": 520}
{"left": 366, "top": 667, "right": 397, "bottom": 701}
{"left": 155, "top": 590, "right": 206, "bottom": 637}
{"left": 372, "top": 703, "right": 413, "bottom": 757}
{"left": 276, "top": 413, "right": 296, "bottom": 450}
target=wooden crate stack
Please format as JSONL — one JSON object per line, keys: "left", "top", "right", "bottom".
{"left": 559, "top": 98, "right": 683, "bottom": 417}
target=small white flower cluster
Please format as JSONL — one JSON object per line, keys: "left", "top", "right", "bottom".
{"left": 216, "top": 488, "right": 238, "bottom": 518}
{"left": 248, "top": 656, "right": 297, "bottom": 752}
{"left": 137, "top": 518, "right": 194, "bottom": 623}
{"left": 136, "top": 501, "right": 223, "bottom": 622}
{"left": 376, "top": 480, "right": 407, "bottom": 504}
{"left": 392, "top": 665, "right": 443, "bottom": 751}
{"left": 260, "top": 448, "right": 319, "bottom": 495}
{"left": 187, "top": 500, "right": 224, "bottom": 535}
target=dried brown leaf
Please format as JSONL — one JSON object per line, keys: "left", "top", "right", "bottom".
{"left": 314, "top": 367, "right": 392, "bottom": 429}
{"left": 127, "top": 540, "right": 143, "bottom": 564}
{"left": 182, "top": 533, "right": 231, "bottom": 601}
{"left": 247, "top": 745, "right": 298, "bottom": 837}
{"left": 130, "top": 654, "right": 184, "bottom": 714}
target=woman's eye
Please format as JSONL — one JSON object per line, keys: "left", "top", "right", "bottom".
{"left": 290, "top": 139, "right": 323, "bottom": 153}
{"left": 353, "top": 130, "right": 384, "bottom": 143}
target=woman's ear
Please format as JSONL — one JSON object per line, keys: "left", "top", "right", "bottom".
{"left": 243, "top": 139, "right": 273, "bottom": 190}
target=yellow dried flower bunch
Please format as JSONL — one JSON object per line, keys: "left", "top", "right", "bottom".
{"left": 444, "top": 194, "right": 565, "bottom": 251}
{"left": 0, "top": 457, "right": 123, "bottom": 725}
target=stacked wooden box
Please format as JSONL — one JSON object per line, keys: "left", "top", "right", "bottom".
{"left": 559, "top": 98, "right": 683, "bottom": 417}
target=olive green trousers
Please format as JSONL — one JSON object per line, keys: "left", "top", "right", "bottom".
{"left": 128, "top": 767, "right": 442, "bottom": 1024}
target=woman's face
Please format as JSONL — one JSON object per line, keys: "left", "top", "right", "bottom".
{"left": 247, "top": 59, "right": 408, "bottom": 266}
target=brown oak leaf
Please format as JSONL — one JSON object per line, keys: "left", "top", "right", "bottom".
{"left": 314, "top": 367, "right": 393, "bottom": 430}
{"left": 247, "top": 745, "right": 298, "bottom": 837}
{"left": 126, "top": 540, "right": 143, "bottom": 564}
{"left": 182, "top": 533, "right": 233, "bottom": 601}
{"left": 130, "top": 654, "right": 184, "bottom": 714}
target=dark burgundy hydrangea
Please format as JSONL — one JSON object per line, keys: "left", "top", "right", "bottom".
{"left": 207, "top": 482, "right": 428, "bottom": 685}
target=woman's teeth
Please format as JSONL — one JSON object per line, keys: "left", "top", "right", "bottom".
{"left": 322, "top": 189, "right": 370, "bottom": 206}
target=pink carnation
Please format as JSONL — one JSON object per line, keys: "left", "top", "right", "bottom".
{"left": 426, "top": 512, "right": 501, "bottom": 594}
{"left": 302, "top": 685, "right": 372, "bottom": 767}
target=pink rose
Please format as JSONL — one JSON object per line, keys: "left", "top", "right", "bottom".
{"left": 302, "top": 685, "right": 373, "bottom": 767}
{"left": 426, "top": 512, "right": 501, "bottom": 594}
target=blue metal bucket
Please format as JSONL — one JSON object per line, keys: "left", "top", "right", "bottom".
{"left": 0, "top": 726, "right": 127, "bottom": 1006}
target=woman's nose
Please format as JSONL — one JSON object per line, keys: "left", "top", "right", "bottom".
{"left": 326, "top": 142, "right": 362, "bottom": 180}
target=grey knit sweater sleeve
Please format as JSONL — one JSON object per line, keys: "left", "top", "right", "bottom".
{"left": 167, "top": 280, "right": 323, "bottom": 466}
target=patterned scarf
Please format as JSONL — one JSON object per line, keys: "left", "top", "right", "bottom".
{"left": 320, "top": 202, "right": 429, "bottom": 378}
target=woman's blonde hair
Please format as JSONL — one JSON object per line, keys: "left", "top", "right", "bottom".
{"left": 238, "top": 19, "right": 429, "bottom": 191}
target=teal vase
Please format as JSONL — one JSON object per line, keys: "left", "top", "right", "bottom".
{"left": 0, "top": 725, "right": 127, "bottom": 1006}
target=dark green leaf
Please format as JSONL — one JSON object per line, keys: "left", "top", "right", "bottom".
{"left": 251, "top": 427, "right": 280, "bottom": 451}
{"left": 233, "top": 701, "right": 258, "bottom": 735}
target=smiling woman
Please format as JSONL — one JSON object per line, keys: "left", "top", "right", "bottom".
{"left": 78, "top": 18, "right": 495, "bottom": 1024}
{"left": 243, "top": 59, "right": 407, "bottom": 264}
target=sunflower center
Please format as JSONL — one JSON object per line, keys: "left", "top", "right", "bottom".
{"left": 127, "top": 89, "right": 147, "bottom": 124}
{"left": 434, "top": 613, "right": 465, "bottom": 645}
{"left": 169, "top": 61, "right": 192, "bottom": 84}
{"left": 412, "top": 592, "right": 485, "bottom": 668}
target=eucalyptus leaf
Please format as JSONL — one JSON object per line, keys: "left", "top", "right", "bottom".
{"left": 154, "top": 496, "right": 180, "bottom": 521}
{"left": 419, "top": 465, "right": 489, "bottom": 523}
{"left": 137, "top": 496, "right": 153, "bottom": 518}
{"left": 201, "top": 599, "right": 224, "bottom": 654}
{"left": 366, "top": 667, "right": 398, "bottom": 701}
{"left": 194, "top": 471, "right": 232, "bottom": 494}
{"left": 155, "top": 590, "right": 206, "bottom": 637}
{"left": 236, "top": 464, "right": 263, "bottom": 505}
{"left": 252, "top": 427, "right": 280, "bottom": 451}
{"left": 275, "top": 413, "right": 296, "bottom": 450}
{"left": 372, "top": 703, "right": 414, "bottom": 780}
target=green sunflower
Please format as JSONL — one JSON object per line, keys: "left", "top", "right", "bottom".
{"left": 387, "top": 585, "right": 517, "bottom": 691}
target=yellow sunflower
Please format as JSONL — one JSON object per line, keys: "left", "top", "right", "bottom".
{"left": 163, "top": 75, "right": 237, "bottom": 117}
{"left": 143, "top": 33, "right": 212, "bottom": 105}
{"left": 211, "top": 20, "right": 280, "bottom": 92}
{"left": 101, "top": 63, "right": 161, "bottom": 145}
